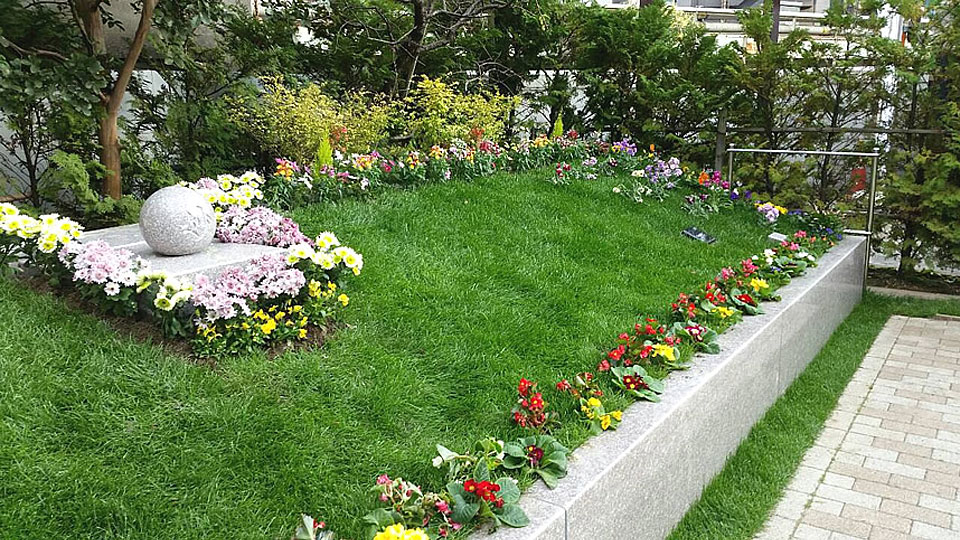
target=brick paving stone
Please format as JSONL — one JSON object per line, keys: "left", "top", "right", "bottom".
{"left": 756, "top": 317, "right": 960, "bottom": 539}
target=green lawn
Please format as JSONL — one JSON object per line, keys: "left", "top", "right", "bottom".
{"left": 1, "top": 170, "right": 772, "bottom": 539}
{"left": 669, "top": 292, "right": 960, "bottom": 540}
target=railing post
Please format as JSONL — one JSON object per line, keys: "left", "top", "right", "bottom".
{"left": 715, "top": 109, "right": 727, "bottom": 173}
{"left": 863, "top": 149, "right": 879, "bottom": 293}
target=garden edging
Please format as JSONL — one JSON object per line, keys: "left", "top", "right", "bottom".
{"left": 488, "top": 235, "right": 867, "bottom": 540}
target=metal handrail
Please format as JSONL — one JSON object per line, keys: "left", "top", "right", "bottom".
{"left": 726, "top": 147, "right": 880, "bottom": 292}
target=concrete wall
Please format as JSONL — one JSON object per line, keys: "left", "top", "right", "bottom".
{"left": 487, "top": 236, "right": 867, "bottom": 540}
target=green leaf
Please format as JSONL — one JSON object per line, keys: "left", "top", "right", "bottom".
{"left": 474, "top": 459, "right": 491, "bottom": 482}
{"left": 496, "top": 477, "right": 521, "bottom": 504}
{"left": 361, "top": 508, "right": 400, "bottom": 539}
{"left": 451, "top": 501, "right": 480, "bottom": 525}
{"left": 503, "top": 441, "right": 525, "bottom": 458}
{"left": 537, "top": 468, "right": 559, "bottom": 489}
{"left": 496, "top": 503, "right": 530, "bottom": 528}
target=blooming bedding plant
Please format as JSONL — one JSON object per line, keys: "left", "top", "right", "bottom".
{"left": 0, "top": 203, "right": 83, "bottom": 276}
{"left": 1, "top": 192, "right": 363, "bottom": 359}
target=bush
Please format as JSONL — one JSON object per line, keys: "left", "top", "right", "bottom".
{"left": 403, "top": 77, "right": 519, "bottom": 148}
{"left": 40, "top": 151, "right": 141, "bottom": 228}
{"left": 226, "top": 76, "right": 392, "bottom": 162}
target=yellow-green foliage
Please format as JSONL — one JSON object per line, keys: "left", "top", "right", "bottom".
{"left": 550, "top": 115, "right": 564, "bottom": 139}
{"left": 404, "top": 77, "right": 519, "bottom": 147}
{"left": 315, "top": 133, "right": 333, "bottom": 168}
{"left": 227, "top": 77, "right": 391, "bottom": 162}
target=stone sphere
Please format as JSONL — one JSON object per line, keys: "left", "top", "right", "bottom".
{"left": 139, "top": 186, "right": 216, "bottom": 256}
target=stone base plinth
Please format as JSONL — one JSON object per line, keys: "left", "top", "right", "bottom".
{"left": 82, "top": 224, "right": 286, "bottom": 279}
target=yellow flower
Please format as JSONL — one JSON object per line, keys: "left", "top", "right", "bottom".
{"left": 402, "top": 528, "right": 429, "bottom": 540}
{"left": 713, "top": 306, "right": 735, "bottom": 319}
{"left": 600, "top": 414, "right": 612, "bottom": 430}
{"left": 750, "top": 277, "right": 769, "bottom": 292}
{"left": 275, "top": 311, "right": 286, "bottom": 320}
{"left": 611, "top": 410, "right": 623, "bottom": 421}
{"left": 308, "top": 280, "right": 323, "bottom": 298}
{"left": 373, "top": 524, "right": 410, "bottom": 540}
{"left": 587, "top": 397, "right": 601, "bottom": 408}
{"left": 337, "top": 293, "right": 350, "bottom": 307}
{"left": 652, "top": 344, "right": 676, "bottom": 362}
{"left": 260, "top": 318, "right": 277, "bottom": 335}
{"left": 298, "top": 328, "right": 308, "bottom": 339}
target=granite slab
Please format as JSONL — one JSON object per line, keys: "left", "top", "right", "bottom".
{"left": 81, "top": 224, "right": 286, "bottom": 280}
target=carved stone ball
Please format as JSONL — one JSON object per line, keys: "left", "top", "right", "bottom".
{"left": 139, "top": 186, "right": 216, "bottom": 256}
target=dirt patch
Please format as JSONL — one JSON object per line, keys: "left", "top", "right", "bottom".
{"left": 18, "top": 276, "right": 339, "bottom": 366}
{"left": 868, "top": 267, "right": 960, "bottom": 297}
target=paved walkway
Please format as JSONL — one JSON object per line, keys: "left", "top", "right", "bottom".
{"left": 757, "top": 315, "right": 960, "bottom": 540}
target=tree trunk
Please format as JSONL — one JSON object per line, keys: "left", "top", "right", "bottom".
{"left": 99, "top": 112, "right": 122, "bottom": 199}
{"left": 394, "top": 0, "right": 428, "bottom": 97}
{"left": 97, "top": 0, "right": 158, "bottom": 199}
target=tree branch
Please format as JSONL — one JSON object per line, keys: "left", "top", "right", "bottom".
{"left": 106, "top": 0, "right": 158, "bottom": 115}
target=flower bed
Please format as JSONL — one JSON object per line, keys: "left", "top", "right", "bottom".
{"left": 1, "top": 133, "right": 845, "bottom": 540}
{"left": 287, "top": 196, "right": 843, "bottom": 539}
{"left": 2, "top": 198, "right": 363, "bottom": 358}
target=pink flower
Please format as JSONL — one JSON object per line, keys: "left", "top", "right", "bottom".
{"left": 436, "top": 500, "right": 450, "bottom": 514}
{"left": 376, "top": 474, "right": 391, "bottom": 485}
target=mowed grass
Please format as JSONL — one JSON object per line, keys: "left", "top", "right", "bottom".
{"left": 1, "top": 170, "right": 771, "bottom": 539}
{"left": 669, "top": 292, "right": 960, "bottom": 540}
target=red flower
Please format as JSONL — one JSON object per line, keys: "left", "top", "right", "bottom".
{"left": 556, "top": 379, "right": 571, "bottom": 392}
{"left": 608, "top": 345, "right": 625, "bottom": 361}
{"left": 518, "top": 378, "right": 533, "bottom": 396}
{"left": 597, "top": 359, "right": 611, "bottom": 372}
{"left": 528, "top": 392, "right": 545, "bottom": 411}
{"left": 618, "top": 332, "right": 629, "bottom": 341}
{"left": 526, "top": 444, "right": 545, "bottom": 466}
{"left": 737, "top": 293, "right": 756, "bottom": 305}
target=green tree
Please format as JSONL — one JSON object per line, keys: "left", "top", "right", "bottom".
{"left": 1, "top": 0, "right": 160, "bottom": 199}
{"left": 880, "top": 0, "right": 960, "bottom": 273}
{"left": 576, "top": 1, "right": 739, "bottom": 161}
{"left": 728, "top": 3, "right": 813, "bottom": 199}
{"left": 795, "top": 0, "right": 891, "bottom": 210}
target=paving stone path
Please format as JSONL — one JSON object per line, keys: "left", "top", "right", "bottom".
{"left": 756, "top": 315, "right": 960, "bottom": 540}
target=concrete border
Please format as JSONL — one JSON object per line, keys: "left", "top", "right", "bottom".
{"left": 488, "top": 236, "right": 867, "bottom": 540}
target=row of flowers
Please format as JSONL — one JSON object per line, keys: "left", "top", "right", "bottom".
{"left": 291, "top": 207, "right": 842, "bottom": 539}
{"left": 0, "top": 199, "right": 363, "bottom": 358}
{"left": 204, "top": 131, "right": 745, "bottom": 216}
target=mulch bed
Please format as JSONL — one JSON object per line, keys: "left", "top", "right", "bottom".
{"left": 19, "top": 275, "right": 338, "bottom": 366}
{"left": 867, "top": 267, "right": 960, "bottom": 297}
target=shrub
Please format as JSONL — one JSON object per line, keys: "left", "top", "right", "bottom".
{"left": 404, "top": 77, "right": 519, "bottom": 148}
{"left": 226, "top": 77, "right": 392, "bottom": 162}
{"left": 40, "top": 151, "right": 141, "bottom": 228}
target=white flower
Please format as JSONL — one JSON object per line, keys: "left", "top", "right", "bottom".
{"left": 104, "top": 282, "right": 121, "bottom": 296}
{"left": 315, "top": 232, "right": 340, "bottom": 249}
{"left": 432, "top": 456, "right": 443, "bottom": 468}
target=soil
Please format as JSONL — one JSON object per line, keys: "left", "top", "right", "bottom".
{"left": 19, "top": 276, "right": 338, "bottom": 366}
{"left": 867, "top": 267, "right": 960, "bottom": 297}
